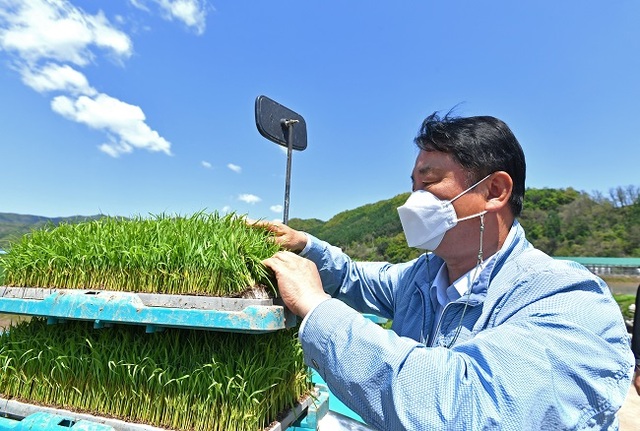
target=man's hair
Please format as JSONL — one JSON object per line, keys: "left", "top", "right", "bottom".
{"left": 414, "top": 112, "right": 526, "bottom": 217}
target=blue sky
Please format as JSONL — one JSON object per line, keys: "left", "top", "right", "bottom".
{"left": 1, "top": 1, "right": 638, "bottom": 222}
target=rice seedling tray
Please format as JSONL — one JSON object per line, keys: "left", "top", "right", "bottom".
{"left": 0, "top": 385, "right": 328, "bottom": 431}
{"left": 0, "top": 286, "right": 296, "bottom": 333}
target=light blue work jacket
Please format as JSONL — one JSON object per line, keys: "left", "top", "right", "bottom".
{"left": 299, "top": 221, "right": 634, "bottom": 430}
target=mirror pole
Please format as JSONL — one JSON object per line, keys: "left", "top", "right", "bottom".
{"left": 282, "top": 119, "right": 298, "bottom": 225}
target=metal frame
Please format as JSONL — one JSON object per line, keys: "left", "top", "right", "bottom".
{"left": 0, "top": 287, "right": 296, "bottom": 333}
{"left": 0, "top": 386, "right": 329, "bottom": 431}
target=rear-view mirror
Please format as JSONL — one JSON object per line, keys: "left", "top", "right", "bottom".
{"left": 255, "top": 96, "right": 307, "bottom": 151}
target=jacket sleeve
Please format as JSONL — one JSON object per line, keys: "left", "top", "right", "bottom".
{"left": 632, "top": 284, "right": 640, "bottom": 366}
{"left": 301, "top": 234, "right": 423, "bottom": 320}
{"left": 300, "top": 279, "right": 634, "bottom": 430}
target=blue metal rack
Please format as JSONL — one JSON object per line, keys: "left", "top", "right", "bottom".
{"left": 0, "top": 386, "right": 330, "bottom": 431}
{"left": 0, "top": 287, "right": 382, "bottom": 430}
{"left": 0, "top": 412, "right": 115, "bottom": 431}
{"left": 0, "top": 287, "right": 296, "bottom": 333}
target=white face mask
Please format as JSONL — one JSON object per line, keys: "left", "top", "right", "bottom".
{"left": 397, "top": 174, "right": 491, "bottom": 250}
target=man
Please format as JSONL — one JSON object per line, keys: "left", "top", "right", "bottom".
{"left": 260, "top": 113, "right": 634, "bottom": 430}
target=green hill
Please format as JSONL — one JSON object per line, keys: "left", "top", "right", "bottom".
{"left": 0, "top": 213, "right": 104, "bottom": 249}
{"left": 292, "top": 186, "right": 640, "bottom": 262}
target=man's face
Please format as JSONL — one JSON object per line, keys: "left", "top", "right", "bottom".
{"left": 410, "top": 150, "right": 487, "bottom": 255}
{"left": 411, "top": 150, "right": 466, "bottom": 195}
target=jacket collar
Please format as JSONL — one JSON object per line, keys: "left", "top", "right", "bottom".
{"left": 426, "top": 220, "right": 528, "bottom": 304}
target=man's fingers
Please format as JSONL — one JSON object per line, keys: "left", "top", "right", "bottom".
{"left": 262, "top": 251, "right": 291, "bottom": 270}
{"left": 264, "top": 252, "right": 313, "bottom": 279}
{"left": 248, "top": 218, "right": 278, "bottom": 229}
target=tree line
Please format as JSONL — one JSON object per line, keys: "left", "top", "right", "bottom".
{"left": 289, "top": 186, "right": 640, "bottom": 264}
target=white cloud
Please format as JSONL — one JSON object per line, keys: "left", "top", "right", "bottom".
{"left": 201, "top": 160, "right": 212, "bottom": 169}
{"left": 131, "top": 0, "right": 208, "bottom": 35}
{"left": 129, "top": 0, "right": 149, "bottom": 11}
{"left": 221, "top": 205, "right": 231, "bottom": 214}
{"left": 0, "top": 0, "right": 132, "bottom": 66}
{"left": 238, "top": 194, "right": 261, "bottom": 204}
{"left": 0, "top": 0, "right": 207, "bottom": 158}
{"left": 227, "top": 163, "right": 241, "bottom": 173}
{"left": 270, "top": 205, "right": 283, "bottom": 213}
{"left": 98, "top": 141, "right": 133, "bottom": 158}
{"left": 51, "top": 93, "right": 172, "bottom": 157}
{"left": 160, "top": 0, "right": 207, "bottom": 34}
{"left": 21, "top": 63, "right": 96, "bottom": 95}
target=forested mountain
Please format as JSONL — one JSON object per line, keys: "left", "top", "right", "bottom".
{"left": 0, "top": 213, "right": 104, "bottom": 249}
{"left": 519, "top": 188, "right": 640, "bottom": 258}
{"left": 289, "top": 186, "right": 640, "bottom": 263}
{"left": 2, "top": 186, "right": 639, "bottom": 263}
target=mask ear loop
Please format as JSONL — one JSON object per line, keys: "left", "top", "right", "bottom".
{"left": 446, "top": 212, "right": 485, "bottom": 348}
{"left": 450, "top": 174, "right": 492, "bottom": 203}
{"left": 477, "top": 212, "right": 485, "bottom": 264}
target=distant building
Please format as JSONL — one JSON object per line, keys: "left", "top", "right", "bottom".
{"left": 555, "top": 257, "right": 640, "bottom": 276}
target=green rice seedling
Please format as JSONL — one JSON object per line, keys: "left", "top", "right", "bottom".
{"left": 0, "top": 212, "right": 280, "bottom": 297}
{"left": 0, "top": 212, "right": 314, "bottom": 429}
{"left": 0, "top": 318, "right": 312, "bottom": 431}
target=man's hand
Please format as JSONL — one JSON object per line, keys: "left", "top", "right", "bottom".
{"left": 248, "top": 220, "right": 308, "bottom": 253}
{"left": 634, "top": 369, "right": 640, "bottom": 396}
{"left": 262, "top": 251, "right": 330, "bottom": 318}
